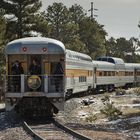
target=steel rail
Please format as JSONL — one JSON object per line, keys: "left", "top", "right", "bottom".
{"left": 22, "top": 118, "right": 92, "bottom": 140}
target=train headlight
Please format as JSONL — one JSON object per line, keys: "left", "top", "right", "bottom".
{"left": 28, "top": 75, "right": 41, "bottom": 90}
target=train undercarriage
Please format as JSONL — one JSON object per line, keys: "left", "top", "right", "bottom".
{"left": 6, "top": 97, "right": 60, "bottom": 117}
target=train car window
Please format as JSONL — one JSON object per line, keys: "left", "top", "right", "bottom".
{"left": 79, "top": 76, "right": 87, "bottom": 82}
{"left": 8, "top": 55, "right": 27, "bottom": 74}
{"left": 104, "top": 71, "right": 107, "bottom": 76}
{"left": 90, "top": 71, "right": 93, "bottom": 76}
{"left": 116, "top": 71, "right": 119, "bottom": 76}
{"left": 97, "top": 58, "right": 101, "bottom": 61}
{"left": 79, "top": 77, "right": 81, "bottom": 82}
{"left": 99, "top": 71, "right": 102, "bottom": 76}
{"left": 28, "top": 55, "right": 42, "bottom": 75}
{"left": 125, "top": 72, "right": 127, "bottom": 76}
{"left": 102, "top": 58, "right": 107, "bottom": 61}
{"left": 88, "top": 71, "right": 90, "bottom": 76}
{"left": 108, "top": 58, "right": 115, "bottom": 64}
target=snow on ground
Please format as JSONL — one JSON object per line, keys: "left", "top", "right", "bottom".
{"left": 63, "top": 88, "right": 140, "bottom": 124}
{"left": 57, "top": 88, "right": 140, "bottom": 139}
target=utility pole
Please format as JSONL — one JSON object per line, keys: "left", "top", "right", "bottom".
{"left": 91, "top": 2, "right": 93, "bottom": 19}
{"left": 89, "top": 2, "right": 98, "bottom": 19}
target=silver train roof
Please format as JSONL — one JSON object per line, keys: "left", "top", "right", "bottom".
{"left": 97, "top": 56, "right": 124, "bottom": 65}
{"left": 93, "top": 60, "right": 115, "bottom": 70}
{"left": 66, "top": 49, "right": 92, "bottom": 62}
{"left": 5, "top": 37, "right": 65, "bottom": 54}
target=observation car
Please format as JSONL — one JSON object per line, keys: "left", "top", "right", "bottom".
{"left": 5, "top": 37, "right": 66, "bottom": 116}
{"left": 4, "top": 37, "right": 93, "bottom": 116}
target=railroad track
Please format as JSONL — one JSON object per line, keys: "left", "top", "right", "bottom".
{"left": 23, "top": 118, "right": 92, "bottom": 140}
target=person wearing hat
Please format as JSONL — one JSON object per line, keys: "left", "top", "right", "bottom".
{"left": 11, "top": 60, "right": 24, "bottom": 92}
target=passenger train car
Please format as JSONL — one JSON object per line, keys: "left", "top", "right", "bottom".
{"left": 4, "top": 37, "right": 93, "bottom": 116}
{"left": 4, "top": 37, "right": 140, "bottom": 116}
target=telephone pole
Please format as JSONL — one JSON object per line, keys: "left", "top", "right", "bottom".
{"left": 91, "top": 2, "right": 93, "bottom": 19}
{"left": 89, "top": 2, "right": 98, "bottom": 19}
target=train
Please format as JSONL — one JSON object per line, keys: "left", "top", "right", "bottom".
{"left": 4, "top": 37, "right": 140, "bottom": 116}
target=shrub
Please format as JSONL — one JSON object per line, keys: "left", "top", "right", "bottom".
{"left": 115, "top": 88, "right": 126, "bottom": 95}
{"left": 101, "top": 94, "right": 110, "bottom": 103}
{"left": 100, "top": 101, "right": 122, "bottom": 121}
{"left": 85, "top": 113, "right": 97, "bottom": 122}
{"left": 133, "top": 88, "right": 140, "bottom": 96}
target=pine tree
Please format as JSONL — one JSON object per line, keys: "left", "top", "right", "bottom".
{"left": 46, "top": 2, "right": 70, "bottom": 40}
{"left": 0, "top": 0, "right": 42, "bottom": 39}
{"left": 79, "top": 18, "right": 107, "bottom": 59}
{"left": 0, "top": 9, "right": 6, "bottom": 79}
{"left": 69, "top": 4, "right": 86, "bottom": 24}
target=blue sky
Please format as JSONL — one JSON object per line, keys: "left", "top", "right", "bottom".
{"left": 41, "top": 0, "right": 140, "bottom": 40}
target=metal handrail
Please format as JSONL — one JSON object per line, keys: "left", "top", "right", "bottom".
{"left": 4, "top": 74, "right": 65, "bottom": 93}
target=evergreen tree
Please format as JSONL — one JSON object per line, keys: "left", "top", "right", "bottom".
{"left": 106, "top": 37, "right": 139, "bottom": 63}
{"left": 115, "top": 38, "right": 132, "bottom": 60}
{"left": 0, "top": 9, "right": 6, "bottom": 79}
{"left": 79, "top": 18, "right": 107, "bottom": 59}
{"left": 106, "top": 37, "right": 116, "bottom": 56}
{"left": 46, "top": 2, "right": 70, "bottom": 40}
{"left": 0, "top": 0, "right": 42, "bottom": 39}
{"left": 45, "top": 3, "right": 89, "bottom": 53}
{"left": 69, "top": 4, "right": 86, "bottom": 24}
{"left": 128, "top": 37, "right": 140, "bottom": 63}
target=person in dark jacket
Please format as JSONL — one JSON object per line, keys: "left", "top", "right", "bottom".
{"left": 29, "top": 59, "right": 41, "bottom": 75}
{"left": 29, "top": 59, "right": 41, "bottom": 91}
{"left": 54, "top": 59, "right": 64, "bottom": 92}
{"left": 11, "top": 60, "right": 24, "bottom": 92}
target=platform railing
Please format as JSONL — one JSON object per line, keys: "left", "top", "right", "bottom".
{"left": 47, "top": 75, "right": 64, "bottom": 93}
{"left": 5, "top": 74, "right": 65, "bottom": 93}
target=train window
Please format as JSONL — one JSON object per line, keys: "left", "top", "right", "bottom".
{"left": 102, "top": 58, "right": 107, "bottom": 61}
{"left": 111, "top": 71, "right": 115, "bottom": 76}
{"left": 79, "top": 77, "right": 81, "bottom": 82}
{"left": 108, "top": 58, "right": 115, "bottom": 64}
{"left": 8, "top": 55, "right": 27, "bottom": 74}
{"left": 88, "top": 71, "right": 93, "bottom": 76}
{"left": 104, "top": 71, "right": 107, "bottom": 76}
{"left": 88, "top": 71, "right": 90, "bottom": 76}
{"left": 99, "top": 72, "right": 102, "bottom": 76}
{"left": 79, "top": 76, "right": 87, "bottom": 82}
{"left": 90, "top": 71, "right": 93, "bottom": 76}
